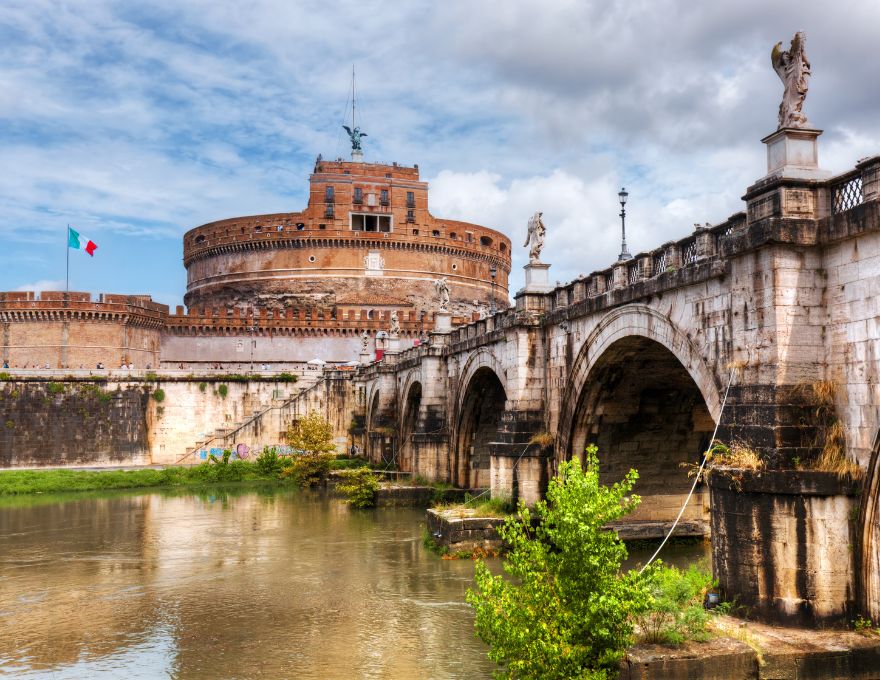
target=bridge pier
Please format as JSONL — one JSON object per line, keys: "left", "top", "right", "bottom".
{"left": 489, "top": 409, "right": 551, "bottom": 506}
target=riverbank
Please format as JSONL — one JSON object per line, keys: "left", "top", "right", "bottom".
{"left": 0, "top": 457, "right": 377, "bottom": 495}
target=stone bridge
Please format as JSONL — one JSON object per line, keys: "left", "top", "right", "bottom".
{"left": 343, "top": 150, "right": 880, "bottom": 622}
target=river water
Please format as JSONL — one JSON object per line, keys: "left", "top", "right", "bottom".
{"left": 0, "top": 487, "right": 709, "bottom": 679}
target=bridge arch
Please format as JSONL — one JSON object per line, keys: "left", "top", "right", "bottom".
{"left": 398, "top": 374, "right": 423, "bottom": 473}
{"left": 559, "top": 306, "right": 722, "bottom": 524}
{"left": 455, "top": 350, "right": 507, "bottom": 489}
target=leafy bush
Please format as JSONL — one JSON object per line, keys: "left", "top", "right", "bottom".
{"left": 276, "top": 372, "right": 299, "bottom": 383}
{"left": 217, "top": 384, "right": 229, "bottom": 398}
{"left": 328, "top": 457, "right": 370, "bottom": 470}
{"left": 0, "top": 372, "right": 12, "bottom": 381}
{"left": 286, "top": 410, "right": 336, "bottom": 455}
{"left": 254, "top": 447, "right": 283, "bottom": 476}
{"left": 281, "top": 453, "right": 334, "bottom": 486}
{"left": 47, "top": 382, "right": 66, "bottom": 395}
{"left": 467, "top": 446, "right": 653, "bottom": 679}
{"left": 634, "top": 563, "right": 714, "bottom": 644}
{"left": 338, "top": 467, "right": 379, "bottom": 508}
{"left": 152, "top": 388, "right": 166, "bottom": 402}
{"left": 198, "top": 382, "right": 207, "bottom": 392}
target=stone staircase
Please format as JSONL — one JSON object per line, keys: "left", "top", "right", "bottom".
{"left": 177, "top": 394, "right": 292, "bottom": 464}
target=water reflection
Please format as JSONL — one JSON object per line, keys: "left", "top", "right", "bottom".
{"left": 0, "top": 487, "right": 710, "bottom": 679}
{"left": 0, "top": 488, "right": 494, "bottom": 679}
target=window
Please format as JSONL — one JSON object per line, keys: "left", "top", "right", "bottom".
{"left": 255, "top": 225, "right": 263, "bottom": 232}
{"left": 432, "top": 229, "right": 440, "bottom": 237}
{"left": 480, "top": 235, "right": 492, "bottom": 246}
{"left": 449, "top": 232, "right": 457, "bottom": 240}
{"left": 353, "top": 187, "right": 363, "bottom": 204}
{"left": 195, "top": 235, "right": 206, "bottom": 244}
{"left": 406, "top": 191, "right": 415, "bottom": 208}
{"left": 325, "top": 186, "right": 334, "bottom": 202}
{"left": 308, "top": 255, "right": 316, "bottom": 262}
{"left": 296, "top": 223, "right": 305, "bottom": 230}
{"left": 351, "top": 213, "right": 392, "bottom": 232}
{"left": 412, "top": 229, "right": 419, "bottom": 235}
{"left": 325, "top": 204, "right": 334, "bottom": 218}
{"left": 380, "top": 189, "right": 389, "bottom": 206}
{"left": 406, "top": 209, "right": 415, "bottom": 223}
{"left": 500, "top": 242, "right": 506, "bottom": 252}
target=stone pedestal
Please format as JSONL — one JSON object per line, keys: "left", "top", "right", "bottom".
{"left": 761, "top": 127, "right": 830, "bottom": 180}
{"left": 351, "top": 149, "right": 364, "bottom": 163}
{"left": 522, "top": 262, "right": 553, "bottom": 293}
{"left": 386, "top": 336, "right": 401, "bottom": 353}
{"left": 359, "top": 352, "right": 372, "bottom": 365}
{"left": 434, "top": 311, "right": 452, "bottom": 333}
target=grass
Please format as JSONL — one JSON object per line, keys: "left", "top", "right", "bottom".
{"left": 0, "top": 463, "right": 295, "bottom": 496}
{"left": 434, "top": 493, "right": 514, "bottom": 518}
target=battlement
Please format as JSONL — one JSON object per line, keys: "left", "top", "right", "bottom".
{"left": 0, "top": 291, "right": 169, "bottom": 320}
{"left": 167, "top": 304, "right": 472, "bottom": 336}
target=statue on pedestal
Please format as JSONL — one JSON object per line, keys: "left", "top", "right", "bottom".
{"left": 434, "top": 277, "right": 450, "bottom": 312}
{"left": 772, "top": 32, "right": 811, "bottom": 129}
{"left": 523, "top": 211, "right": 546, "bottom": 264}
{"left": 343, "top": 125, "right": 368, "bottom": 151}
{"left": 389, "top": 310, "right": 400, "bottom": 336}
{"left": 360, "top": 329, "right": 370, "bottom": 353}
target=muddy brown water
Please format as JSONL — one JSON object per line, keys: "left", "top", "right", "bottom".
{"left": 0, "top": 486, "right": 708, "bottom": 679}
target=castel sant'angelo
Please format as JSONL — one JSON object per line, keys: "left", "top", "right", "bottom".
{"left": 0, "top": 141, "right": 511, "bottom": 370}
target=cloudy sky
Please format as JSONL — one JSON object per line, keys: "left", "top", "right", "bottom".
{"left": 1, "top": 0, "right": 878, "bottom": 307}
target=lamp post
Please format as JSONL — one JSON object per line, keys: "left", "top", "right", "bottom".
{"left": 489, "top": 264, "right": 498, "bottom": 314}
{"left": 618, "top": 187, "right": 632, "bottom": 261}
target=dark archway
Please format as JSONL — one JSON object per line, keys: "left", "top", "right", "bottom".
{"left": 456, "top": 367, "right": 507, "bottom": 489}
{"left": 569, "top": 336, "right": 715, "bottom": 524}
{"left": 399, "top": 382, "right": 422, "bottom": 473}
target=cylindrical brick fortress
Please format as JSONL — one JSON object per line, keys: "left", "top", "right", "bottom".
{"left": 182, "top": 159, "right": 511, "bottom": 319}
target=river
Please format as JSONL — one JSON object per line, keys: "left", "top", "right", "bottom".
{"left": 0, "top": 486, "right": 709, "bottom": 679}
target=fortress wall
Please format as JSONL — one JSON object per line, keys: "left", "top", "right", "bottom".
{"left": 159, "top": 334, "right": 366, "bottom": 366}
{"left": 0, "top": 380, "right": 151, "bottom": 467}
{"left": 0, "top": 377, "right": 317, "bottom": 468}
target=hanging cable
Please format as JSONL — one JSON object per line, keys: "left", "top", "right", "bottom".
{"left": 638, "top": 366, "right": 735, "bottom": 573}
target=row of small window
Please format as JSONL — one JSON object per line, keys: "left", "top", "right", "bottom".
{"left": 326, "top": 205, "right": 413, "bottom": 221}
{"left": 324, "top": 186, "right": 414, "bottom": 208}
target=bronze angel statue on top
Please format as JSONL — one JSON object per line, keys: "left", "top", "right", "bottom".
{"left": 343, "top": 125, "right": 367, "bottom": 151}
{"left": 771, "top": 32, "right": 811, "bottom": 129}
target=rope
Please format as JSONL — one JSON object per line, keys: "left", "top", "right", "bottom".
{"left": 638, "top": 367, "right": 735, "bottom": 574}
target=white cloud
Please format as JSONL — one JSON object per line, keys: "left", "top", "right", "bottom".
{"left": 0, "top": 0, "right": 878, "bottom": 298}
{"left": 15, "top": 279, "right": 64, "bottom": 292}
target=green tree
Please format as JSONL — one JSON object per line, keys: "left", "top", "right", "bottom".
{"left": 286, "top": 410, "right": 336, "bottom": 455}
{"left": 467, "top": 446, "right": 653, "bottom": 680}
{"left": 283, "top": 411, "right": 337, "bottom": 485}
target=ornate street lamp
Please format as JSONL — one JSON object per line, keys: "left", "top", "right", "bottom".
{"left": 618, "top": 187, "right": 632, "bottom": 261}
{"left": 489, "top": 264, "right": 498, "bottom": 314}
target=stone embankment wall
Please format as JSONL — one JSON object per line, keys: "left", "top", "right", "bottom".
{"left": 0, "top": 375, "right": 331, "bottom": 468}
{"left": 0, "top": 380, "right": 151, "bottom": 467}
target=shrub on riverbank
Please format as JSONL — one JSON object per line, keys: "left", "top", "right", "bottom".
{"left": 337, "top": 467, "right": 379, "bottom": 508}
{"left": 467, "top": 446, "right": 654, "bottom": 679}
{"left": 634, "top": 563, "right": 714, "bottom": 644}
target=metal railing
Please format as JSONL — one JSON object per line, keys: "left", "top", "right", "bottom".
{"left": 832, "top": 173, "right": 864, "bottom": 214}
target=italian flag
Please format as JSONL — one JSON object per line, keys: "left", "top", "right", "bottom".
{"left": 68, "top": 226, "right": 98, "bottom": 256}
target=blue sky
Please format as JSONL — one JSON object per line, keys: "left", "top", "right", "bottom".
{"left": 1, "top": 0, "right": 879, "bottom": 307}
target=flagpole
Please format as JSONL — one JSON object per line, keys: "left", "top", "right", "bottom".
{"left": 66, "top": 224, "right": 70, "bottom": 295}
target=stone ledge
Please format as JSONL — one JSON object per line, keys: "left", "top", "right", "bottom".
{"left": 708, "top": 468, "right": 862, "bottom": 496}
